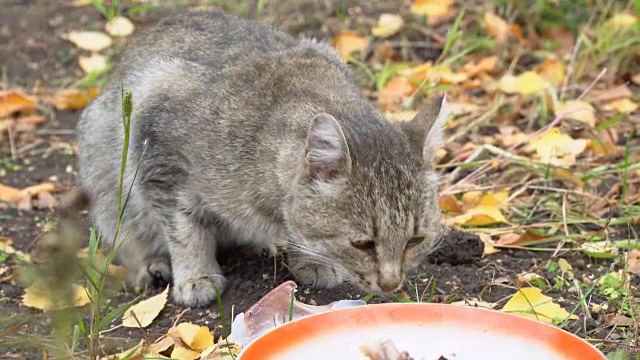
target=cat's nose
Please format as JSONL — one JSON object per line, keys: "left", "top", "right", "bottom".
{"left": 378, "top": 280, "right": 400, "bottom": 292}
{"left": 377, "top": 273, "right": 402, "bottom": 292}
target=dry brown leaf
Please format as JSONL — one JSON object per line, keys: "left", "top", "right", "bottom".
{"left": 21, "top": 183, "right": 56, "bottom": 199}
{"left": 499, "top": 71, "right": 551, "bottom": 95}
{"left": 461, "top": 56, "right": 498, "bottom": 77}
{"left": 332, "top": 31, "right": 368, "bottom": 60}
{"left": 451, "top": 297, "right": 498, "bottom": 309}
{"left": 436, "top": 66, "right": 469, "bottom": 84}
{"left": 0, "top": 90, "right": 37, "bottom": 117}
{"left": 627, "top": 249, "right": 640, "bottom": 275}
{"left": 604, "top": 314, "right": 635, "bottom": 327}
{"left": 371, "top": 13, "right": 404, "bottom": 38}
{"left": 17, "top": 115, "right": 47, "bottom": 125}
{"left": 516, "top": 272, "right": 544, "bottom": 287}
{"left": 48, "top": 88, "right": 100, "bottom": 110}
{"left": 36, "top": 191, "right": 58, "bottom": 210}
{"left": 483, "top": 12, "right": 511, "bottom": 43}
{"left": 497, "top": 230, "right": 550, "bottom": 246}
{"left": 439, "top": 194, "right": 462, "bottom": 213}
{"left": 592, "top": 84, "right": 633, "bottom": 103}
{"left": 556, "top": 100, "right": 596, "bottom": 127}
{"left": 552, "top": 169, "right": 585, "bottom": 188}
{"left": 176, "top": 322, "right": 214, "bottom": 351}
{"left": 78, "top": 53, "right": 108, "bottom": 74}
{"left": 63, "top": 31, "right": 112, "bottom": 51}
{"left": 106, "top": 16, "right": 135, "bottom": 37}
{"left": 541, "top": 26, "right": 575, "bottom": 55}
{"left": 0, "top": 183, "right": 22, "bottom": 203}
{"left": 122, "top": 285, "right": 169, "bottom": 328}
{"left": 377, "top": 75, "right": 414, "bottom": 110}
{"left": 22, "top": 284, "right": 90, "bottom": 311}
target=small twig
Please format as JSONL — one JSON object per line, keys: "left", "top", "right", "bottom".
{"left": 560, "top": 34, "right": 584, "bottom": 100}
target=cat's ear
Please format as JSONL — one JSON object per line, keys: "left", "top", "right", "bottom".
{"left": 400, "top": 95, "right": 448, "bottom": 162}
{"left": 303, "top": 113, "right": 352, "bottom": 181}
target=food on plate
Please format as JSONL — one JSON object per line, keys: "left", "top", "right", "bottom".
{"left": 359, "top": 340, "right": 414, "bottom": 360}
{"left": 360, "top": 340, "right": 450, "bottom": 360}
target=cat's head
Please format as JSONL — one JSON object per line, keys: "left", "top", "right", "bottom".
{"left": 284, "top": 96, "right": 448, "bottom": 293}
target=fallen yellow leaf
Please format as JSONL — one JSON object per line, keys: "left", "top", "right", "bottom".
{"left": 461, "top": 190, "right": 508, "bottom": 207}
{"left": 483, "top": 12, "right": 511, "bottom": 43}
{"left": 371, "top": 13, "right": 404, "bottom": 38}
{"left": 604, "top": 13, "right": 637, "bottom": 30}
{"left": 171, "top": 345, "right": 200, "bottom": 360}
{"left": 384, "top": 110, "right": 418, "bottom": 123}
{"left": 122, "top": 285, "right": 169, "bottom": 328}
{"left": 478, "top": 233, "right": 499, "bottom": 256}
{"left": 447, "top": 204, "right": 507, "bottom": 226}
{"left": 535, "top": 58, "right": 565, "bottom": 87}
{"left": 529, "top": 128, "right": 588, "bottom": 166}
{"left": 106, "top": 16, "right": 135, "bottom": 37}
{"left": 22, "top": 284, "right": 90, "bottom": 311}
{"left": 556, "top": 100, "right": 596, "bottom": 127}
{"left": 176, "top": 322, "right": 214, "bottom": 351}
{"left": 63, "top": 31, "right": 113, "bottom": 51}
{"left": 78, "top": 53, "right": 108, "bottom": 74}
{"left": 0, "top": 90, "right": 37, "bottom": 117}
{"left": 502, "top": 287, "right": 576, "bottom": 324}
{"left": 410, "top": 0, "right": 454, "bottom": 25}
{"left": 332, "top": 30, "right": 368, "bottom": 60}
{"left": 499, "top": 71, "right": 551, "bottom": 95}
{"left": 602, "top": 98, "right": 638, "bottom": 113}
{"left": 587, "top": 139, "right": 619, "bottom": 156}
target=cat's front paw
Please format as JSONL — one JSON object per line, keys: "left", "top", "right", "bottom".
{"left": 287, "top": 254, "right": 344, "bottom": 289}
{"left": 171, "top": 275, "right": 227, "bottom": 308}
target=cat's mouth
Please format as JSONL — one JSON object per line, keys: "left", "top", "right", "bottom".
{"left": 357, "top": 273, "right": 405, "bottom": 294}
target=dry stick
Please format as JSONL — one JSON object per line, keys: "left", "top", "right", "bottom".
{"left": 443, "top": 68, "right": 608, "bottom": 195}
{"left": 560, "top": 34, "right": 584, "bottom": 101}
{"left": 1, "top": 66, "right": 18, "bottom": 162}
{"left": 551, "top": 191, "right": 570, "bottom": 258}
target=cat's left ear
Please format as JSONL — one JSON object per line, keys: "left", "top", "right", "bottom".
{"left": 303, "top": 113, "right": 352, "bottom": 182}
{"left": 399, "top": 95, "right": 448, "bottom": 163}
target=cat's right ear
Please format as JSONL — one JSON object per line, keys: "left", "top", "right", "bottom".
{"left": 303, "top": 113, "right": 352, "bottom": 182}
{"left": 400, "top": 95, "right": 448, "bottom": 163}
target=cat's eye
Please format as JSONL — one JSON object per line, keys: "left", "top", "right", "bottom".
{"left": 406, "top": 236, "right": 425, "bottom": 250}
{"left": 351, "top": 239, "right": 376, "bottom": 256}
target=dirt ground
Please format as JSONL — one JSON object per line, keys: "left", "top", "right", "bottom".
{"left": 0, "top": 1, "right": 636, "bottom": 358}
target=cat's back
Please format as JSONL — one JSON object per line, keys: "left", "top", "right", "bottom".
{"left": 117, "top": 10, "right": 297, "bottom": 70}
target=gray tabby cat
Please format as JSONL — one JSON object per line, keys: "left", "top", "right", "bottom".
{"left": 76, "top": 9, "right": 448, "bottom": 308}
